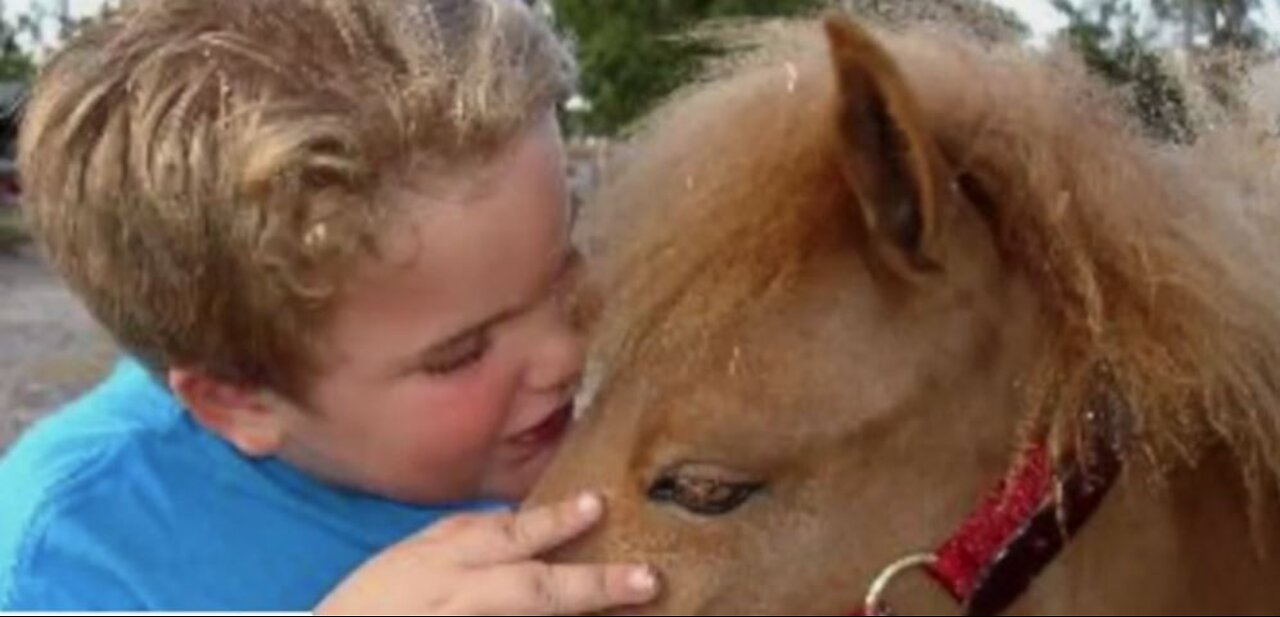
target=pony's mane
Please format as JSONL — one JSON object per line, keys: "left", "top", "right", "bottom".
{"left": 586, "top": 20, "right": 1280, "bottom": 495}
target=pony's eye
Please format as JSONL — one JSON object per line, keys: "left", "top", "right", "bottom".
{"left": 647, "top": 465, "right": 764, "bottom": 517}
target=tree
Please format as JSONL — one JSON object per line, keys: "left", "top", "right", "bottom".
{"left": 0, "top": 13, "right": 36, "bottom": 82}
{"left": 552, "top": 0, "right": 825, "bottom": 136}
{"left": 1053, "top": 0, "right": 1201, "bottom": 142}
{"left": 1151, "top": 0, "right": 1272, "bottom": 112}
{"left": 1053, "top": 0, "right": 1276, "bottom": 141}
{"left": 1151, "top": 0, "right": 1268, "bottom": 51}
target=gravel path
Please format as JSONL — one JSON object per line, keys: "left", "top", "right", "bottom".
{"left": 0, "top": 247, "right": 116, "bottom": 452}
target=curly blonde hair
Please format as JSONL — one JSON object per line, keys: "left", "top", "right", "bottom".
{"left": 19, "top": 0, "right": 572, "bottom": 394}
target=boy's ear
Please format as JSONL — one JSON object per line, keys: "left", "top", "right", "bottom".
{"left": 168, "top": 368, "right": 287, "bottom": 457}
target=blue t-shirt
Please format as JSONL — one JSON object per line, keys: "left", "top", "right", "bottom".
{"left": 0, "top": 358, "right": 502, "bottom": 610}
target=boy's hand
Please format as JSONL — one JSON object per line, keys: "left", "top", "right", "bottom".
{"left": 316, "top": 493, "right": 660, "bottom": 615}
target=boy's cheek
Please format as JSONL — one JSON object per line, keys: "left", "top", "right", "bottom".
{"left": 400, "top": 367, "right": 519, "bottom": 446}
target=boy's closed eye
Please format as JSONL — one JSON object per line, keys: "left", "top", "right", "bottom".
{"left": 419, "top": 331, "right": 492, "bottom": 375}
{"left": 405, "top": 249, "right": 583, "bottom": 379}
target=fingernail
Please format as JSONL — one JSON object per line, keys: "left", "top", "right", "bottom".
{"left": 628, "top": 567, "right": 658, "bottom": 595}
{"left": 578, "top": 492, "right": 603, "bottom": 520}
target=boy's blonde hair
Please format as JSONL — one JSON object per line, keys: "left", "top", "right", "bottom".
{"left": 19, "top": 0, "right": 572, "bottom": 394}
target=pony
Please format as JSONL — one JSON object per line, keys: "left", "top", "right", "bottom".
{"left": 530, "top": 14, "right": 1280, "bottom": 615}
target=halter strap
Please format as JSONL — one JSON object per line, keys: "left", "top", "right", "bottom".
{"left": 854, "top": 407, "right": 1124, "bottom": 616}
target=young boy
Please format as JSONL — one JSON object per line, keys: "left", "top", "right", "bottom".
{"left": 0, "top": 0, "right": 658, "bottom": 613}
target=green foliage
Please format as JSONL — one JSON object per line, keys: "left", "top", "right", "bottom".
{"left": 1052, "top": 0, "right": 1197, "bottom": 142}
{"left": 1053, "top": 0, "right": 1276, "bottom": 142}
{"left": 552, "top": 0, "right": 825, "bottom": 136}
{"left": 0, "top": 14, "right": 35, "bottom": 82}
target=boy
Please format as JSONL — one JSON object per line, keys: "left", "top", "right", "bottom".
{"left": 0, "top": 0, "right": 658, "bottom": 613}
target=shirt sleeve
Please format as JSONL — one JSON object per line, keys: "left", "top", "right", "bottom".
{"left": 0, "top": 498, "right": 150, "bottom": 611}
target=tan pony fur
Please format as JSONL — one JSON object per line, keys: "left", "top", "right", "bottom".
{"left": 600, "top": 19, "right": 1280, "bottom": 495}
{"left": 531, "top": 13, "right": 1280, "bottom": 616}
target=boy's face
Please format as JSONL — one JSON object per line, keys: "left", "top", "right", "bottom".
{"left": 274, "top": 117, "right": 584, "bottom": 504}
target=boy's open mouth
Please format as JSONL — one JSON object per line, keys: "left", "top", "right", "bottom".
{"left": 508, "top": 402, "right": 574, "bottom": 449}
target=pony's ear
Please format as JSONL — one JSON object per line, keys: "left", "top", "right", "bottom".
{"left": 825, "top": 15, "right": 946, "bottom": 275}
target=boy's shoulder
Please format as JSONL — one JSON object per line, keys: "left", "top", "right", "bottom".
{"left": 0, "top": 359, "right": 191, "bottom": 609}
{"left": 0, "top": 358, "right": 323, "bottom": 610}
{"left": 0, "top": 358, "right": 184, "bottom": 489}
{"left": 0, "top": 358, "right": 492, "bottom": 611}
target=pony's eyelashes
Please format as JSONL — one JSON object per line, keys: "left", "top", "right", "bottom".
{"left": 645, "top": 462, "right": 765, "bottom": 517}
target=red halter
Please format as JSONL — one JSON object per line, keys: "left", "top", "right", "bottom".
{"left": 852, "top": 413, "right": 1122, "bottom": 616}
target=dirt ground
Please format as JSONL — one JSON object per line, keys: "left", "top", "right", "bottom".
{"left": 0, "top": 246, "right": 116, "bottom": 452}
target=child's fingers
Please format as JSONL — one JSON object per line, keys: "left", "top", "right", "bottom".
{"left": 446, "top": 493, "right": 605, "bottom": 565}
{"left": 469, "top": 563, "right": 660, "bottom": 615}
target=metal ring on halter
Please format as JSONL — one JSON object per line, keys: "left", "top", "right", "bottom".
{"left": 864, "top": 553, "right": 940, "bottom": 615}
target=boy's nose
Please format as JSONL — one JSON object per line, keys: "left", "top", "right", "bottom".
{"left": 527, "top": 322, "right": 586, "bottom": 393}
